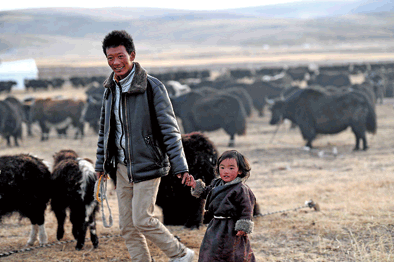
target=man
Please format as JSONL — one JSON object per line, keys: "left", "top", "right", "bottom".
{"left": 95, "top": 30, "right": 195, "bottom": 262}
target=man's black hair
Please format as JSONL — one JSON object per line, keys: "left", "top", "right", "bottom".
{"left": 102, "top": 30, "right": 135, "bottom": 56}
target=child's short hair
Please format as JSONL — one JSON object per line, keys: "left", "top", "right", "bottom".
{"left": 102, "top": 30, "right": 135, "bottom": 56}
{"left": 216, "top": 150, "right": 251, "bottom": 179}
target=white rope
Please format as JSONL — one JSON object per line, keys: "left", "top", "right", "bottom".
{"left": 94, "top": 178, "right": 113, "bottom": 228}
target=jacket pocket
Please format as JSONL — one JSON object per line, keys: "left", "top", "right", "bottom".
{"left": 144, "top": 135, "right": 163, "bottom": 164}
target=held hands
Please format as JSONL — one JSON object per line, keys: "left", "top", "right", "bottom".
{"left": 236, "top": 231, "right": 247, "bottom": 237}
{"left": 177, "top": 172, "right": 196, "bottom": 188}
{"left": 96, "top": 171, "right": 108, "bottom": 181}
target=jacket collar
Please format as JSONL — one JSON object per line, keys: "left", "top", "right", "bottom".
{"left": 103, "top": 62, "right": 148, "bottom": 94}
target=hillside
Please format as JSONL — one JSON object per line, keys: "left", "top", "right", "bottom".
{"left": 1, "top": 0, "right": 394, "bottom": 68}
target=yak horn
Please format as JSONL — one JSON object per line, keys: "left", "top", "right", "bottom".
{"left": 265, "top": 96, "right": 275, "bottom": 105}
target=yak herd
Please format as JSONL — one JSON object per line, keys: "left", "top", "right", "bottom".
{"left": 0, "top": 61, "right": 392, "bottom": 250}
{"left": 0, "top": 61, "right": 390, "bottom": 149}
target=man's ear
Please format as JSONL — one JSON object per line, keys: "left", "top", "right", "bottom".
{"left": 130, "top": 51, "right": 136, "bottom": 61}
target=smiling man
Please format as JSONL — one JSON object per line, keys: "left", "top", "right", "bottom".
{"left": 95, "top": 30, "right": 195, "bottom": 262}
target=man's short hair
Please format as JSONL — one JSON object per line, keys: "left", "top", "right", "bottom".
{"left": 102, "top": 30, "right": 135, "bottom": 56}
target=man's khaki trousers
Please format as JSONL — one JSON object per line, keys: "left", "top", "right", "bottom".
{"left": 116, "top": 163, "right": 186, "bottom": 261}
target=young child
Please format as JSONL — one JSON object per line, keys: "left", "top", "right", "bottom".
{"left": 191, "top": 150, "right": 256, "bottom": 262}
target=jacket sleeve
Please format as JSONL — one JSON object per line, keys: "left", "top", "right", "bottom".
{"left": 95, "top": 91, "right": 107, "bottom": 172}
{"left": 234, "top": 185, "right": 256, "bottom": 234}
{"left": 191, "top": 179, "right": 217, "bottom": 199}
{"left": 149, "top": 77, "right": 188, "bottom": 175}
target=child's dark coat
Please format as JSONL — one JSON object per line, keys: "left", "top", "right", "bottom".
{"left": 193, "top": 178, "right": 256, "bottom": 262}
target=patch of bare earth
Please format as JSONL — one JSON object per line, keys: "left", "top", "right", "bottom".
{"left": 0, "top": 85, "right": 394, "bottom": 261}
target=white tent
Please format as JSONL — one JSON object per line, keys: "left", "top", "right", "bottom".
{"left": 0, "top": 59, "right": 39, "bottom": 90}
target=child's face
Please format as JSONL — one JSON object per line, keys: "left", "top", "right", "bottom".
{"left": 219, "top": 158, "right": 242, "bottom": 183}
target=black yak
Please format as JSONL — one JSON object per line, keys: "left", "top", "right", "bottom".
{"left": 269, "top": 88, "right": 377, "bottom": 150}
{"left": 240, "top": 81, "right": 284, "bottom": 117}
{"left": 0, "top": 154, "right": 51, "bottom": 245}
{"left": 307, "top": 73, "right": 351, "bottom": 88}
{"left": 29, "top": 98, "right": 86, "bottom": 141}
{"left": 0, "top": 81, "right": 17, "bottom": 93}
{"left": 50, "top": 149, "right": 99, "bottom": 250}
{"left": 0, "top": 98, "right": 23, "bottom": 146}
{"left": 156, "top": 132, "right": 263, "bottom": 228}
{"left": 171, "top": 90, "right": 247, "bottom": 147}
{"left": 156, "top": 132, "right": 218, "bottom": 229}
{"left": 81, "top": 95, "right": 102, "bottom": 134}
{"left": 195, "top": 87, "right": 254, "bottom": 117}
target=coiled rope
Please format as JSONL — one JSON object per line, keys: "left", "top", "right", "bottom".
{"left": 94, "top": 175, "right": 113, "bottom": 228}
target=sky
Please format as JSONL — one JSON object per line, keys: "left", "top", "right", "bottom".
{"left": 0, "top": 0, "right": 352, "bottom": 12}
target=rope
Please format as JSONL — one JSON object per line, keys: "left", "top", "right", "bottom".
{"left": 94, "top": 175, "right": 113, "bottom": 228}
{"left": 254, "top": 200, "right": 320, "bottom": 218}
{"left": 0, "top": 200, "right": 319, "bottom": 258}
{"left": 269, "top": 117, "right": 283, "bottom": 144}
{"left": 0, "top": 234, "right": 121, "bottom": 258}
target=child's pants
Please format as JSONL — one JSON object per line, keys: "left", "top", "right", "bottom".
{"left": 116, "top": 163, "right": 187, "bottom": 261}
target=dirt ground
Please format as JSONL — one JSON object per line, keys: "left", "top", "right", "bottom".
{"left": 0, "top": 84, "right": 394, "bottom": 261}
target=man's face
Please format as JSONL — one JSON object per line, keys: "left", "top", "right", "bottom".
{"left": 106, "top": 45, "right": 135, "bottom": 80}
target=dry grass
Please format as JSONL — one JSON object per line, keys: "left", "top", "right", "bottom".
{"left": 0, "top": 83, "right": 394, "bottom": 261}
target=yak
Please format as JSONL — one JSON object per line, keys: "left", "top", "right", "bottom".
{"left": 81, "top": 95, "right": 102, "bottom": 134}
{"left": 0, "top": 154, "right": 51, "bottom": 245}
{"left": 0, "top": 98, "right": 23, "bottom": 146}
{"left": 241, "top": 81, "right": 284, "bottom": 117}
{"left": 307, "top": 73, "right": 351, "bottom": 88}
{"left": 0, "top": 81, "right": 17, "bottom": 93}
{"left": 50, "top": 149, "right": 99, "bottom": 250}
{"left": 171, "top": 90, "right": 247, "bottom": 147}
{"left": 195, "top": 86, "right": 254, "bottom": 117}
{"left": 29, "top": 98, "right": 86, "bottom": 141}
{"left": 156, "top": 132, "right": 262, "bottom": 228}
{"left": 156, "top": 132, "right": 218, "bottom": 229}
{"left": 269, "top": 88, "right": 377, "bottom": 150}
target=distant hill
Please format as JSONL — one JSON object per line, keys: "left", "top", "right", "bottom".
{"left": 1, "top": 0, "right": 394, "bottom": 68}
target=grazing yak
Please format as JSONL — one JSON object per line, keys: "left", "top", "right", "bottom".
{"left": 307, "top": 73, "right": 351, "bottom": 88}
{"left": 171, "top": 90, "right": 247, "bottom": 147}
{"left": 51, "top": 149, "right": 99, "bottom": 250}
{"left": 239, "top": 81, "right": 284, "bottom": 117}
{"left": 156, "top": 132, "right": 218, "bottom": 229}
{"left": 195, "top": 86, "right": 254, "bottom": 117}
{"left": 81, "top": 95, "right": 102, "bottom": 134}
{"left": 0, "top": 154, "right": 51, "bottom": 245}
{"left": 0, "top": 98, "right": 24, "bottom": 146}
{"left": 0, "top": 81, "right": 17, "bottom": 93}
{"left": 29, "top": 98, "right": 86, "bottom": 141}
{"left": 269, "top": 88, "right": 377, "bottom": 150}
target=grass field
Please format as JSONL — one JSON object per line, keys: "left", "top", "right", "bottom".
{"left": 0, "top": 81, "right": 393, "bottom": 261}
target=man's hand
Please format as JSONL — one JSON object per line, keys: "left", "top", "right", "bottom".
{"left": 96, "top": 171, "right": 108, "bottom": 181}
{"left": 177, "top": 172, "right": 195, "bottom": 187}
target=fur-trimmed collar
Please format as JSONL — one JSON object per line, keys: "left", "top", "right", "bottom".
{"left": 220, "top": 176, "right": 246, "bottom": 186}
{"left": 103, "top": 62, "right": 148, "bottom": 94}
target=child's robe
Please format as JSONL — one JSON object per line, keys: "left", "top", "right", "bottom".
{"left": 193, "top": 177, "right": 256, "bottom": 262}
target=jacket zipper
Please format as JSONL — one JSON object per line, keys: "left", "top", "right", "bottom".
{"left": 122, "top": 89, "right": 133, "bottom": 183}
{"left": 104, "top": 87, "right": 114, "bottom": 173}
{"left": 116, "top": 83, "right": 127, "bottom": 165}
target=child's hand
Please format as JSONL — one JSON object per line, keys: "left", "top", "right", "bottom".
{"left": 236, "top": 231, "right": 247, "bottom": 237}
{"left": 190, "top": 178, "right": 196, "bottom": 188}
